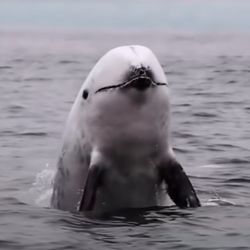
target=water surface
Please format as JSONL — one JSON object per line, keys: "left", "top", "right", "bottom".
{"left": 1, "top": 30, "right": 250, "bottom": 249}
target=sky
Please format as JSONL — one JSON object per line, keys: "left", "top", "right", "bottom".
{"left": 0, "top": 0, "right": 250, "bottom": 33}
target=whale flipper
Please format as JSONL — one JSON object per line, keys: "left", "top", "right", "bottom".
{"left": 78, "top": 165, "right": 104, "bottom": 211}
{"left": 159, "top": 158, "right": 200, "bottom": 208}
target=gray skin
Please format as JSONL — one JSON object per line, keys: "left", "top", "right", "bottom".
{"left": 51, "top": 45, "right": 200, "bottom": 214}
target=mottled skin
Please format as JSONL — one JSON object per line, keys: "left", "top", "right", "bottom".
{"left": 51, "top": 45, "right": 200, "bottom": 213}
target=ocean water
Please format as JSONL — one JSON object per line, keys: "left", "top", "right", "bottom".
{"left": 1, "top": 30, "right": 250, "bottom": 249}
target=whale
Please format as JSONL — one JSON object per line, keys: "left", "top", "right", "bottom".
{"left": 51, "top": 45, "right": 200, "bottom": 213}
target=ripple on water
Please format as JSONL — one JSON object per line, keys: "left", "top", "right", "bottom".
{"left": 213, "top": 158, "right": 250, "bottom": 165}
{"left": 57, "top": 60, "right": 80, "bottom": 65}
{"left": 7, "top": 105, "right": 26, "bottom": 113}
{"left": 23, "top": 77, "right": 52, "bottom": 82}
{"left": 193, "top": 112, "right": 218, "bottom": 118}
{"left": 0, "top": 66, "right": 12, "bottom": 69}
{"left": 0, "top": 131, "right": 48, "bottom": 137}
{"left": 0, "top": 240, "right": 20, "bottom": 250}
{"left": 16, "top": 132, "right": 48, "bottom": 137}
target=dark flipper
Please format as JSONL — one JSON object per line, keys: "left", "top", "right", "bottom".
{"left": 78, "top": 165, "right": 103, "bottom": 211}
{"left": 159, "top": 158, "right": 200, "bottom": 208}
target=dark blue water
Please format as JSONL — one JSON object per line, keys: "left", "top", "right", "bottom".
{"left": 1, "top": 30, "right": 250, "bottom": 249}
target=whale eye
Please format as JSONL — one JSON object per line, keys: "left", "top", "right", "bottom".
{"left": 82, "top": 89, "right": 89, "bottom": 100}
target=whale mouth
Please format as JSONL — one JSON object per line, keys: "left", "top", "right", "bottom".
{"left": 95, "top": 76, "right": 167, "bottom": 93}
{"left": 129, "top": 76, "right": 152, "bottom": 91}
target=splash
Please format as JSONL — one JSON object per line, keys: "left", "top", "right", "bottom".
{"left": 203, "top": 193, "right": 236, "bottom": 207}
{"left": 29, "top": 163, "right": 56, "bottom": 207}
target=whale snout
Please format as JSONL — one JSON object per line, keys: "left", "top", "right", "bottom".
{"left": 127, "top": 67, "right": 153, "bottom": 91}
{"left": 128, "top": 76, "right": 152, "bottom": 91}
{"left": 94, "top": 47, "right": 168, "bottom": 94}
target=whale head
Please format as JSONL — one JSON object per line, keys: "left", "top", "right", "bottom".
{"left": 81, "top": 45, "right": 168, "bottom": 98}
{"left": 74, "top": 45, "right": 170, "bottom": 157}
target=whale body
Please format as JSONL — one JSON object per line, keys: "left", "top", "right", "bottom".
{"left": 51, "top": 45, "right": 200, "bottom": 213}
